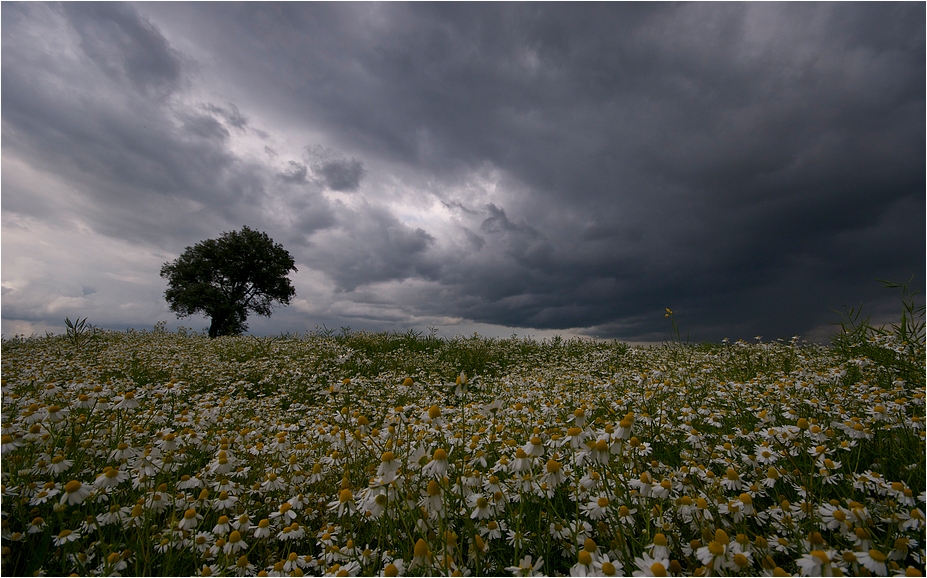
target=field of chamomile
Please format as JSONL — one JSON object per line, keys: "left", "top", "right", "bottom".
{"left": 2, "top": 306, "right": 924, "bottom": 576}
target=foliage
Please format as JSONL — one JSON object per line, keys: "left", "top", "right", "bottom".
{"left": 160, "top": 226, "right": 297, "bottom": 338}
{"left": 63, "top": 316, "right": 97, "bottom": 350}
{"left": 831, "top": 278, "right": 926, "bottom": 392}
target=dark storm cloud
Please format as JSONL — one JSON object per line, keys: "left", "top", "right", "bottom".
{"left": 278, "top": 161, "right": 309, "bottom": 185}
{"left": 61, "top": 1, "right": 183, "bottom": 99}
{"left": 2, "top": 2, "right": 329, "bottom": 250}
{"left": 307, "top": 202, "right": 437, "bottom": 291}
{"left": 317, "top": 158, "right": 365, "bottom": 192}
{"left": 3, "top": 2, "right": 923, "bottom": 342}
{"left": 303, "top": 146, "right": 366, "bottom": 192}
{"left": 181, "top": 113, "right": 231, "bottom": 141}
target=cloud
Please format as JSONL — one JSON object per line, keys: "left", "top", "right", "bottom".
{"left": 2, "top": 3, "right": 923, "bottom": 343}
{"left": 181, "top": 113, "right": 231, "bottom": 141}
{"left": 203, "top": 103, "right": 249, "bottom": 130}
{"left": 303, "top": 146, "right": 366, "bottom": 192}
{"left": 60, "top": 2, "right": 183, "bottom": 99}
{"left": 278, "top": 161, "right": 309, "bottom": 185}
{"left": 317, "top": 158, "right": 365, "bottom": 192}
{"left": 305, "top": 201, "right": 437, "bottom": 291}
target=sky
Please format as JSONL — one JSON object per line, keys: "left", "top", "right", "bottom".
{"left": 2, "top": 2, "right": 924, "bottom": 344}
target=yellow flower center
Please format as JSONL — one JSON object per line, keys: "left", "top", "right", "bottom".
{"left": 811, "top": 550, "right": 829, "bottom": 564}
{"left": 414, "top": 538, "right": 429, "bottom": 557}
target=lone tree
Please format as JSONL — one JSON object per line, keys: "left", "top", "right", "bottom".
{"left": 160, "top": 226, "right": 297, "bottom": 337}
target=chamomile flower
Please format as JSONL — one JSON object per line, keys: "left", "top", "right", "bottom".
{"left": 594, "top": 555, "right": 622, "bottom": 577}
{"left": 214, "top": 491, "right": 238, "bottom": 510}
{"left": 178, "top": 508, "right": 201, "bottom": 531}
{"left": 253, "top": 518, "right": 272, "bottom": 539}
{"left": 0, "top": 434, "right": 22, "bottom": 454}
{"left": 60, "top": 480, "right": 92, "bottom": 505}
{"left": 468, "top": 493, "right": 493, "bottom": 520}
{"left": 223, "top": 530, "right": 247, "bottom": 554}
{"left": 373, "top": 450, "right": 400, "bottom": 480}
{"left": 410, "top": 538, "right": 432, "bottom": 571}
{"left": 543, "top": 458, "right": 566, "bottom": 487}
{"left": 570, "top": 548, "right": 597, "bottom": 577}
{"left": 523, "top": 435, "right": 546, "bottom": 457}
{"left": 47, "top": 454, "right": 74, "bottom": 475}
{"left": 422, "top": 448, "right": 450, "bottom": 478}
{"left": 277, "top": 521, "right": 305, "bottom": 541}
{"left": 617, "top": 504, "right": 638, "bottom": 527}
{"left": 580, "top": 495, "right": 611, "bottom": 520}
{"left": 647, "top": 533, "right": 671, "bottom": 559}
{"left": 631, "top": 553, "right": 670, "bottom": 577}
{"left": 329, "top": 488, "right": 356, "bottom": 517}
{"left": 380, "top": 559, "right": 406, "bottom": 577}
{"left": 94, "top": 466, "right": 129, "bottom": 489}
{"left": 212, "top": 515, "right": 231, "bottom": 535}
{"left": 478, "top": 519, "right": 506, "bottom": 540}
{"left": 506, "top": 555, "right": 545, "bottom": 577}
{"left": 26, "top": 516, "right": 46, "bottom": 534}
{"left": 856, "top": 549, "right": 889, "bottom": 576}
{"left": 113, "top": 391, "right": 140, "bottom": 410}
{"left": 234, "top": 555, "right": 255, "bottom": 576}
{"left": 362, "top": 487, "right": 390, "bottom": 519}
{"left": 696, "top": 529, "right": 737, "bottom": 573}
{"left": 53, "top": 528, "right": 81, "bottom": 546}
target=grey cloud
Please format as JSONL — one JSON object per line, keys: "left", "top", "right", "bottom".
{"left": 3, "top": 2, "right": 923, "bottom": 343}
{"left": 476, "top": 204, "right": 553, "bottom": 271}
{"left": 316, "top": 158, "right": 365, "bottom": 192}
{"left": 303, "top": 146, "right": 366, "bottom": 192}
{"left": 1, "top": 3, "right": 271, "bottom": 248}
{"left": 462, "top": 228, "right": 485, "bottom": 251}
{"left": 61, "top": 2, "right": 183, "bottom": 99}
{"left": 181, "top": 113, "right": 230, "bottom": 141}
{"left": 480, "top": 203, "right": 540, "bottom": 238}
{"left": 278, "top": 161, "right": 309, "bottom": 184}
{"left": 203, "top": 103, "right": 248, "bottom": 130}
{"left": 307, "top": 203, "right": 437, "bottom": 291}
{"left": 442, "top": 200, "right": 479, "bottom": 216}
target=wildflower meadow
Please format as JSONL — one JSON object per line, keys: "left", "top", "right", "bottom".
{"left": 2, "top": 294, "right": 924, "bottom": 576}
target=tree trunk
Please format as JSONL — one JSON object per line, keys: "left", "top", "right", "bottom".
{"left": 208, "top": 311, "right": 228, "bottom": 338}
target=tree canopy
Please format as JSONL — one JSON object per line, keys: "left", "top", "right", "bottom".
{"left": 160, "top": 226, "right": 297, "bottom": 337}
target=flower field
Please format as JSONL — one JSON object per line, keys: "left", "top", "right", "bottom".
{"left": 1, "top": 316, "right": 924, "bottom": 576}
